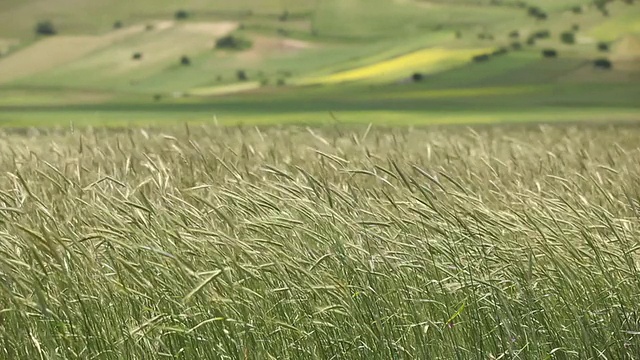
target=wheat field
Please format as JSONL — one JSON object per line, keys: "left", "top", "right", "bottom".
{"left": 0, "top": 123, "right": 639, "bottom": 359}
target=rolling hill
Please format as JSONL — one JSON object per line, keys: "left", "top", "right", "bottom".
{"left": 0, "top": 0, "right": 638, "bottom": 126}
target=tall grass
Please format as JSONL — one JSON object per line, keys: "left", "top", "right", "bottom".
{"left": 0, "top": 124, "right": 639, "bottom": 359}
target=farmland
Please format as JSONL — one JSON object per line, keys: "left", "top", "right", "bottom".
{"left": 1, "top": 1, "right": 640, "bottom": 358}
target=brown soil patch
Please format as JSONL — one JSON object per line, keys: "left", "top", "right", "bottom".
{"left": 237, "top": 36, "right": 314, "bottom": 63}
{"left": 181, "top": 21, "right": 239, "bottom": 36}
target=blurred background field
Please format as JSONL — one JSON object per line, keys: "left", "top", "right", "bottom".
{"left": 0, "top": 0, "right": 639, "bottom": 126}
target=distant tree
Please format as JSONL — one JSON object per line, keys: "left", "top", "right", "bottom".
{"left": 180, "top": 55, "right": 191, "bottom": 66}
{"left": 215, "top": 35, "right": 252, "bottom": 50}
{"left": 175, "top": 10, "right": 189, "bottom": 20}
{"left": 411, "top": 73, "right": 424, "bottom": 82}
{"left": 509, "top": 30, "right": 520, "bottom": 39}
{"left": 527, "top": 6, "right": 548, "bottom": 20}
{"left": 597, "top": 42, "right": 610, "bottom": 52}
{"left": 113, "top": 20, "right": 123, "bottom": 29}
{"left": 593, "top": 58, "right": 612, "bottom": 69}
{"left": 237, "top": 70, "right": 248, "bottom": 81}
{"left": 472, "top": 54, "right": 491, "bottom": 63}
{"left": 477, "top": 33, "right": 494, "bottom": 40}
{"left": 542, "top": 49, "right": 558, "bottom": 58}
{"left": 532, "top": 30, "right": 551, "bottom": 39}
{"left": 526, "top": 37, "right": 537, "bottom": 45}
{"left": 560, "top": 31, "right": 576, "bottom": 44}
{"left": 571, "top": 5, "right": 583, "bottom": 14}
{"left": 279, "top": 10, "right": 290, "bottom": 22}
{"left": 153, "top": 94, "right": 162, "bottom": 101}
{"left": 277, "top": 78, "right": 286, "bottom": 86}
{"left": 35, "top": 21, "right": 56, "bottom": 36}
{"left": 572, "top": 24, "right": 580, "bottom": 31}
{"left": 511, "top": 42, "right": 523, "bottom": 50}
{"left": 132, "top": 52, "right": 143, "bottom": 60}
{"left": 492, "top": 47, "right": 509, "bottom": 56}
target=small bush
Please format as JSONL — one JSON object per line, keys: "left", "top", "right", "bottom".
{"left": 593, "top": 58, "right": 612, "bottom": 69}
{"left": 215, "top": 35, "right": 253, "bottom": 51}
{"left": 472, "top": 54, "right": 491, "bottom": 63}
{"left": 279, "top": 10, "right": 289, "bottom": 22}
{"left": 571, "top": 6, "right": 583, "bottom": 14}
{"left": 236, "top": 70, "right": 248, "bottom": 81}
{"left": 572, "top": 24, "right": 580, "bottom": 31}
{"left": 560, "top": 31, "right": 576, "bottom": 44}
{"left": 528, "top": 6, "right": 548, "bottom": 20}
{"left": 411, "top": 73, "right": 424, "bottom": 82}
{"left": 113, "top": 21, "right": 123, "bottom": 29}
{"left": 175, "top": 10, "right": 189, "bottom": 20}
{"left": 511, "top": 42, "right": 523, "bottom": 50}
{"left": 532, "top": 30, "right": 551, "bottom": 39}
{"left": 509, "top": 30, "right": 520, "bottom": 39}
{"left": 180, "top": 56, "right": 191, "bottom": 66}
{"left": 35, "top": 21, "right": 56, "bottom": 36}
{"left": 542, "top": 49, "right": 558, "bottom": 58}
{"left": 153, "top": 94, "right": 162, "bottom": 101}
{"left": 492, "top": 47, "right": 509, "bottom": 56}
{"left": 145, "top": 24, "right": 155, "bottom": 31}
{"left": 455, "top": 31, "right": 462, "bottom": 39}
{"left": 597, "top": 42, "right": 610, "bottom": 52}
{"left": 277, "top": 78, "right": 286, "bottom": 86}
{"left": 132, "top": 52, "right": 143, "bottom": 60}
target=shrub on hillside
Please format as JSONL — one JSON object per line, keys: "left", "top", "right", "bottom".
{"left": 572, "top": 24, "right": 580, "bottom": 31}
{"left": 35, "top": 21, "right": 56, "bottom": 36}
{"left": 560, "top": 31, "right": 576, "bottom": 44}
{"left": 279, "top": 10, "right": 290, "bottom": 22}
{"left": 215, "top": 35, "right": 253, "bottom": 51}
{"left": 180, "top": 55, "right": 191, "bottom": 66}
{"left": 175, "top": 10, "right": 189, "bottom": 20}
{"left": 532, "top": 30, "right": 551, "bottom": 39}
{"left": 472, "top": 54, "right": 491, "bottom": 63}
{"left": 478, "top": 33, "right": 494, "bottom": 40}
{"left": 511, "top": 42, "right": 523, "bottom": 50}
{"left": 593, "top": 58, "right": 612, "bottom": 69}
{"left": 542, "top": 49, "right": 558, "bottom": 58}
{"left": 237, "top": 70, "right": 248, "bottom": 81}
{"left": 132, "top": 52, "right": 143, "bottom": 60}
{"left": 597, "top": 42, "right": 610, "bottom": 52}
{"left": 411, "top": 73, "right": 424, "bottom": 82}
{"left": 527, "top": 6, "right": 548, "bottom": 20}
{"left": 113, "top": 20, "right": 123, "bottom": 29}
{"left": 571, "top": 5, "right": 583, "bottom": 13}
{"left": 492, "top": 47, "right": 509, "bottom": 56}
{"left": 509, "top": 30, "right": 520, "bottom": 39}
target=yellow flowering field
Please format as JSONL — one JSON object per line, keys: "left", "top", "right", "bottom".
{"left": 298, "top": 47, "right": 493, "bottom": 85}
